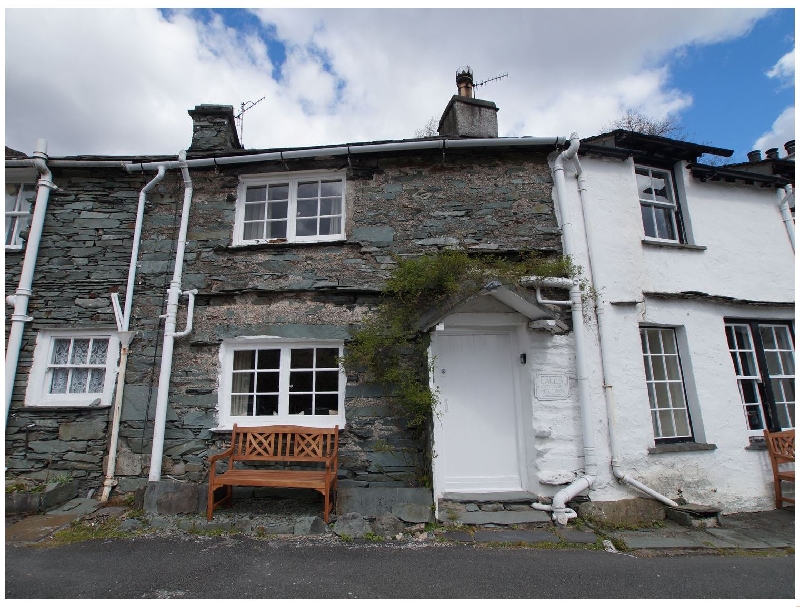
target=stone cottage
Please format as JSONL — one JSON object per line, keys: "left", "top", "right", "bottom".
{"left": 6, "top": 69, "right": 794, "bottom": 522}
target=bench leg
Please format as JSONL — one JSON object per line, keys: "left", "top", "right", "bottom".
{"left": 207, "top": 484, "right": 215, "bottom": 521}
{"left": 775, "top": 479, "right": 784, "bottom": 509}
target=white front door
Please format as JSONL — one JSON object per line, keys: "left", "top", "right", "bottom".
{"left": 432, "top": 328, "right": 523, "bottom": 493}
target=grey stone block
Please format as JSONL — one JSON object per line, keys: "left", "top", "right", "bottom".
{"left": 294, "top": 516, "right": 328, "bottom": 535}
{"left": 40, "top": 481, "right": 79, "bottom": 511}
{"left": 392, "top": 503, "right": 433, "bottom": 523}
{"left": 337, "top": 487, "right": 432, "bottom": 517}
{"left": 119, "top": 519, "right": 144, "bottom": 531}
{"left": 5, "top": 492, "right": 40, "bottom": 514}
{"left": 450, "top": 510, "right": 551, "bottom": 525}
{"left": 144, "top": 480, "right": 200, "bottom": 515}
{"left": 332, "top": 512, "right": 372, "bottom": 539}
{"left": 371, "top": 513, "right": 405, "bottom": 538}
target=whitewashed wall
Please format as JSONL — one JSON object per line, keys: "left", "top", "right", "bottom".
{"left": 539, "top": 151, "right": 794, "bottom": 512}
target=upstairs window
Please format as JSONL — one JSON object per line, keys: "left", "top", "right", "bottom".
{"left": 636, "top": 166, "right": 683, "bottom": 242}
{"left": 218, "top": 339, "right": 345, "bottom": 428}
{"left": 6, "top": 183, "right": 36, "bottom": 249}
{"left": 235, "top": 172, "right": 345, "bottom": 245}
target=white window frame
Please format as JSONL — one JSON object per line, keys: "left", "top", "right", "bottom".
{"left": 25, "top": 330, "right": 120, "bottom": 408}
{"left": 6, "top": 182, "right": 37, "bottom": 250}
{"left": 725, "top": 321, "right": 794, "bottom": 433}
{"left": 217, "top": 338, "right": 346, "bottom": 429}
{"left": 640, "top": 326, "right": 694, "bottom": 442}
{"left": 635, "top": 164, "right": 683, "bottom": 243}
{"left": 234, "top": 170, "right": 346, "bottom": 245}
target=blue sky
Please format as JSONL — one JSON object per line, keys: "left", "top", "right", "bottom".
{"left": 5, "top": 8, "right": 795, "bottom": 163}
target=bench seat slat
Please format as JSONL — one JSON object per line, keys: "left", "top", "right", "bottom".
{"left": 215, "top": 470, "right": 329, "bottom": 489}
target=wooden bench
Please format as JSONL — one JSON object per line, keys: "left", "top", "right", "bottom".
{"left": 207, "top": 424, "right": 339, "bottom": 522}
{"left": 764, "top": 429, "right": 794, "bottom": 509}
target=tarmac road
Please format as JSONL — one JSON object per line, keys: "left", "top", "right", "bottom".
{"left": 5, "top": 536, "right": 795, "bottom": 599}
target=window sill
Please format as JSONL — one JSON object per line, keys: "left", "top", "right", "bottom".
{"left": 20, "top": 403, "right": 112, "bottom": 412}
{"left": 226, "top": 239, "right": 347, "bottom": 251}
{"left": 211, "top": 420, "right": 344, "bottom": 433}
{"left": 5, "top": 246, "right": 24, "bottom": 253}
{"left": 642, "top": 239, "right": 707, "bottom": 251}
{"left": 648, "top": 442, "right": 717, "bottom": 454}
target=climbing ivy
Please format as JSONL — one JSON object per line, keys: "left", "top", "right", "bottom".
{"left": 344, "top": 250, "right": 574, "bottom": 428}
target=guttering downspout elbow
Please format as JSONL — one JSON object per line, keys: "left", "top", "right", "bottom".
{"left": 5, "top": 139, "right": 57, "bottom": 421}
{"left": 778, "top": 185, "right": 794, "bottom": 252}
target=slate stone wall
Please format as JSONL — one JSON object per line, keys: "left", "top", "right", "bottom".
{"left": 6, "top": 147, "right": 562, "bottom": 496}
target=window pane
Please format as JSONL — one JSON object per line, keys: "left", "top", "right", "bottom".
{"left": 267, "top": 201, "right": 287, "bottom": 220}
{"left": 725, "top": 326, "right": 736, "bottom": 350}
{"left": 244, "top": 203, "right": 265, "bottom": 221}
{"left": 734, "top": 325, "right": 751, "bottom": 349}
{"left": 652, "top": 357, "right": 666, "bottom": 381}
{"left": 745, "top": 404, "right": 764, "bottom": 430}
{"left": 636, "top": 169, "right": 653, "bottom": 200}
{"left": 291, "top": 349, "right": 314, "bottom": 368}
{"left": 662, "top": 332, "right": 676, "bottom": 354}
{"left": 320, "top": 180, "right": 342, "bottom": 197}
{"left": 297, "top": 182, "right": 319, "bottom": 199}
{"left": 257, "top": 349, "right": 280, "bottom": 369}
{"left": 319, "top": 198, "right": 342, "bottom": 216}
{"left": 255, "top": 395, "right": 278, "bottom": 416}
{"left": 659, "top": 410, "right": 676, "bottom": 438}
{"left": 256, "top": 372, "right": 279, "bottom": 393}
{"left": 245, "top": 186, "right": 267, "bottom": 202}
{"left": 740, "top": 379, "right": 760, "bottom": 404}
{"left": 233, "top": 350, "right": 255, "bottom": 370}
{"left": 650, "top": 171, "right": 672, "bottom": 203}
{"left": 668, "top": 382, "right": 686, "bottom": 409}
{"left": 781, "top": 351, "right": 794, "bottom": 377}
{"left": 243, "top": 221, "right": 264, "bottom": 240}
{"left": 50, "top": 369, "right": 68, "bottom": 394}
{"left": 69, "top": 368, "right": 89, "bottom": 393}
{"left": 88, "top": 369, "right": 105, "bottom": 393}
{"left": 297, "top": 199, "right": 318, "bottom": 218}
{"left": 70, "top": 340, "right": 90, "bottom": 365}
{"left": 231, "top": 371, "right": 254, "bottom": 393}
{"left": 316, "top": 348, "right": 339, "bottom": 368}
{"left": 664, "top": 355, "right": 681, "bottom": 380}
{"left": 319, "top": 217, "right": 341, "bottom": 236}
{"left": 52, "top": 339, "right": 70, "bottom": 364}
{"left": 759, "top": 326, "right": 776, "bottom": 349}
{"left": 268, "top": 184, "right": 289, "bottom": 201}
{"left": 673, "top": 409, "right": 690, "bottom": 437}
{"left": 316, "top": 371, "right": 339, "bottom": 392}
{"left": 647, "top": 330, "right": 662, "bottom": 353}
{"left": 655, "top": 383, "right": 670, "bottom": 408}
{"left": 5, "top": 187, "right": 18, "bottom": 212}
{"left": 653, "top": 207, "right": 676, "bottom": 240}
{"left": 738, "top": 352, "right": 757, "bottom": 377}
{"left": 5, "top": 216, "right": 16, "bottom": 246}
{"left": 641, "top": 205, "right": 656, "bottom": 238}
{"left": 296, "top": 218, "right": 317, "bottom": 237}
{"left": 315, "top": 393, "right": 339, "bottom": 414}
{"left": 289, "top": 393, "right": 313, "bottom": 415}
{"left": 773, "top": 326, "right": 792, "bottom": 350}
{"left": 265, "top": 220, "right": 287, "bottom": 240}
{"left": 289, "top": 371, "right": 313, "bottom": 392}
{"left": 89, "top": 339, "right": 109, "bottom": 365}
{"left": 231, "top": 395, "right": 252, "bottom": 416}
{"left": 765, "top": 351, "right": 783, "bottom": 375}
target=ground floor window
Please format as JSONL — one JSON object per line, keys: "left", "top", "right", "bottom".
{"left": 218, "top": 339, "right": 345, "bottom": 428}
{"left": 725, "top": 320, "right": 794, "bottom": 432}
{"left": 25, "top": 330, "right": 119, "bottom": 407}
{"left": 640, "top": 326, "right": 693, "bottom": 442}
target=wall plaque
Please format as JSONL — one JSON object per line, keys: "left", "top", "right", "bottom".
{"left": 535, "top": 373, "right": 570, "bottom": 400}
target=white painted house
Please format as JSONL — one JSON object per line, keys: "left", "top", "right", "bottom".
{"left": 430, "top": 129, "right": 794, "bottom": 518}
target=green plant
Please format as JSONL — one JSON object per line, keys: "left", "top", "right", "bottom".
{"left": 51, "top": 473, "right": 73, "bottom": 486}
{"left": 339, "top": 533, "right": 353, "bottom": 542}
{"left": 49, "top": 518, "right": 131, "bottom": 545}
{"left": 5, "top": 482, "right": 27, "bottom": 494}
{"left": 363, "top": 531, "right": 384, "bottom": 542}
{"left": 372, "top": 439, "right": 393, "bottom": 453}
{"left": 345, "top": 250, "right": 573, "bottom": 429}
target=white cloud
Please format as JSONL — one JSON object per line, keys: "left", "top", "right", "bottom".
{"left": 753, "top": 106, "right": 795, "bottom": 154}
{"left": 5, "top": 8, "right": 772, "bottom": 156}
{"left": 766, "top": 47, "right": 795, "bottom": 82}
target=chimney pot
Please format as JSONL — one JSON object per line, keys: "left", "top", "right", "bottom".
{"left": 747, "top": 150, "right": 762, "bottom": 162}
{"left": 455, "top": 66, "right": 474, "bottom": 99}
{"left": 784, "top": 140, "right": 795, "bottom": 156}
{"left": 765, "top": 148, "right": 780, "bottom": 160}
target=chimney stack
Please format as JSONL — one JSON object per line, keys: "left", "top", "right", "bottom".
{"left": 747, "top": 150, "right": 762, "bottom": 163}
{"left": 784, "top": 140, "right": 795, "bottom": 157}
{"left": 438, "top": 66, "right": 499, "bottom": 139}
{"left": 765, "top": 148, "right": 780, "bottom": 160}
{"left": 188, "top": 104, "right": 242, "bottom": 153}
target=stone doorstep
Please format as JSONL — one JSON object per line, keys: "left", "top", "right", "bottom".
{"left": 441, "top": 491, "right": 537, "bottom": 504}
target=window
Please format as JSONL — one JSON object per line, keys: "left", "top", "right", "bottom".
{"left": 234, "top": 172, "right": 345, "bottom": 245}
{"left": 25, "top": 331, "right": 120, "bottom": 407}
{"left": 640, "top": 327, "right": 693, "bottom": 442}
{"left": 218, "top": 340, "right": 345, "bottom": 428}
{"left": 636, "top": 165, "right": 682, "bottom": 242}
{"left": 725, "top": 321, "right": 794, "bottom": 433}
{"left": 6, "top": 182, "right": 36, "bottom": 249}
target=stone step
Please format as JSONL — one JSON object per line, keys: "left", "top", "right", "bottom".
{"left": 666, "top": 503, "right": 722, "bottom": 528}
{"left": 441, "top": 491, "right": 537, "bottom": 504}
{"left": 451, "top": 510, "right": 552, "bottom": 525}
{"left": 438, "top": 492, "right": 550, "bottom": 525}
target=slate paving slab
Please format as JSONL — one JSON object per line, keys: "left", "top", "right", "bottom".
{"left": 441, "top": 530, "right": 474, "bottom": 542}
{"left": 5, "top": 513, "right": 78, "bottom": 544}
{"left": 612, "top": 531, "right": 705, "bottom": 549}
{"left": 556, "top": 528, "right": 599, "bottom": 544}
{"left": 456, "top": 510, "right": 551, "bottom": 525}
{"left": 46, "top": 498, "right": 101, "bottom": 516}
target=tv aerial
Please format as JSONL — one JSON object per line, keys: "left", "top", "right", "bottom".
{"left": 474, "top": 72, "right": 508, "bottom": 89}
{"left": 235, "top": 96, "right": 266, "bottom": 146}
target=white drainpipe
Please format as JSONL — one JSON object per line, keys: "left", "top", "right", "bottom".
{"left": 5, "top": 139, "right": 57, "bottom": 421}
{"left": 778, "top": 185, "right": 794, "bottom": 252}
{"left": 148, "top": 152, "right": 193, "bottom": 481}
{"left": 100, "top": 167, "right": 166, "bottom": 502}
{"left": 569, "top": 149, "right": 678, "bottom": 510}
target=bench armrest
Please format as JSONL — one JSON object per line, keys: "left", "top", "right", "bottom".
{"left": 208, "top": 447, "right": 234, "bottom": 466}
